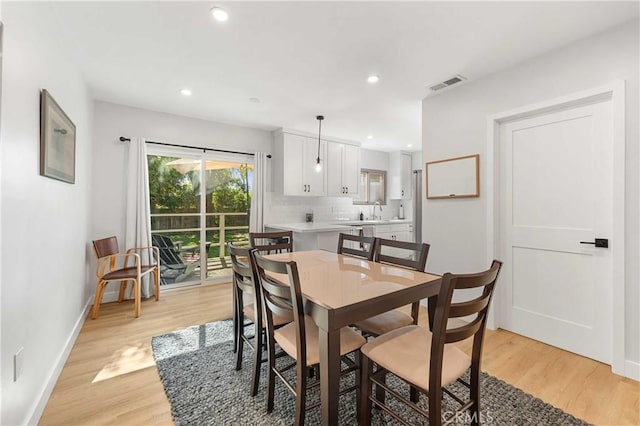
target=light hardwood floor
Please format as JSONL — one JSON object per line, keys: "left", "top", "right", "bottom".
{"left": 40, "top": 283, "right": 639, "bottom": 425}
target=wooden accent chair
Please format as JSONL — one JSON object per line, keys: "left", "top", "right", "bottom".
{"left": 359, "top": 260, "right": 503, "bottom": 426}
{"left": 91, "top": 236, "right": 160, "bottom": 319}
{"left": 355, "top": 239, "right": 431, "bottom": 336}
{"left": 253, "top": 252, "right": 366, "bottom": 425}
{"left": 337, "top": 233, "right": 376, "bottom": 261}
{"left": 249, "top": 230, "right": 293, "bottom": 254}
{"left": 228, "top": 242, "right": 292, "bottom": 396}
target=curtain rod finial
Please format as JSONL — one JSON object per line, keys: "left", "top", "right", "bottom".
{"left": 119, "top": 136, "right": 131, "bottom": 142}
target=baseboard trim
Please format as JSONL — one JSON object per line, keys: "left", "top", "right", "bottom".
{"left": 625, "top": 360, "right": 640, "bottom": 381}
{"left": 27, "top": 297, "right": 91, "bottom": 425}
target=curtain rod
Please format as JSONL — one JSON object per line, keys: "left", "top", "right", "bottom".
{"left": 119, "top": 136, "right": 271, "bottom": 158}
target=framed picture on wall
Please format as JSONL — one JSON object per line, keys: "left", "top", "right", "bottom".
{"left": 426, "top": 154, "right": 479, "bottom": 199}
{"left": 40, "top": 89, "right": 76, "bottom": 184}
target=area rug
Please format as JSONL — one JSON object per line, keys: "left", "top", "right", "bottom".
{"left": 152, "top": 320, "right": 591, "bottom": 425}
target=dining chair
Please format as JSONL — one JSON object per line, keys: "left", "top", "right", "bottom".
{"left": 249, "top": 230, "right": 293, "bottom": 254}
{"left": 355, "top": 239, "right": 430, "bottom": 337}
{"left": 228, "top": 242, "right": 292, "bottom": 396}
{"left": 91, "top": 236, "right": 160, "bottom": 319}
{"left": 337, "top": 233, "right": 376, "bottom": 261}
{"left": 359, "top": 260, "right": 503, "bottom": 426}
{"left": 253, "top": 252, "right": 366, "bottom": 426}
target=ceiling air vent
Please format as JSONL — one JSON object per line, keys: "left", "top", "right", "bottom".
{"left": 429, "top": 74, "right": 467, "bottom": 92}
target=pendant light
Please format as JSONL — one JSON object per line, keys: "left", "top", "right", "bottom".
{"left": 315, "top": 115, "right": 324, "bottom": 173}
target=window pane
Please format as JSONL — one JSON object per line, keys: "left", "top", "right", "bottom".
{"left": 148, "top": 155, "right": 202, "bottom": 286}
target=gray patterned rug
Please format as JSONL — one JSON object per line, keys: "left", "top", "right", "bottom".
{"left": 152, "top": 320, "right": 591, "bottom": 425}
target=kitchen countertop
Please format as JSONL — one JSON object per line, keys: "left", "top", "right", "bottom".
{"left": 265, "top": 220, "right": 412, "bottom": 233}
{"left": 333, "top": 219, "right": 412, "bottom": 226}
{"left": 265, "top": 222, "right": 353, "bottom": 233}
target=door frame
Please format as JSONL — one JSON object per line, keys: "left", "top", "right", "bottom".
{"left": 485, "top": 80, "right": 626, "bottom": 376}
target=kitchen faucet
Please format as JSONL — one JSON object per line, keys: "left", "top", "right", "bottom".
{"left": 373, "top": 201, "right": 382, "bottom": 220}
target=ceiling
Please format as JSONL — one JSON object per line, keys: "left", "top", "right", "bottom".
{"left": 43, "top": 1, "right": 638, "bottom": 151}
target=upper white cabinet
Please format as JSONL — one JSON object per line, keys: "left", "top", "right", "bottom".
{"left": 327, "top": 142, "right": 360, "bottom": 197}
{"left": 389, "top": 152, "right": 412, "bottom": 200}
{"left": 273, "top": 129, "right": 360, "bottom": 198}
{"left": 273, "top": 132, "right": 327, "bottom": 196}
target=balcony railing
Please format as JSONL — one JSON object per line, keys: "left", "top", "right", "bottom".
{"left": 150, "top": 212, "right": 249, "bottom": 284}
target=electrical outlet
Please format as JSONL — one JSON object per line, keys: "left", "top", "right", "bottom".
{"left": 14, "top": 347, "right": 24, "bottom": 382}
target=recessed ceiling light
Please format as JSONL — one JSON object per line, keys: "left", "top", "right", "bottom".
{"left": 367, "top": 135, "right": 373, "bottom": 140}
{"left": 211, "top": 7, "right": 229, "bottom": 22}
{"left": 407, "top": 144, "right": 413, "bottom": 148}
{"left": 180, "top": 88, "right": 192, "bottom": 96}
{"left": 367, "top": 75, "right": 380, "bottom": 84}
{"left": 249, "top": 97, "right": 260, "bottom": 103}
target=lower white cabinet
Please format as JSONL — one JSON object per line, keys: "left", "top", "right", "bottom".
{"left": 374, "top": 223, "right": 412, "bottom": 258}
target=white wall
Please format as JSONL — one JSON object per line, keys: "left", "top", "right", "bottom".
{"left": 0, "top": 2, "right": 93, "bottom": 424}
{"left": 91, "top": 101, "right": 272, "bottom": 288}
{"left": 422, "top": 21, "right": 639, "bottom": 366}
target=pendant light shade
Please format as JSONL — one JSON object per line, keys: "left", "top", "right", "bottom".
{"left": 315, "top": 115, "right": 324, "bottom": 173}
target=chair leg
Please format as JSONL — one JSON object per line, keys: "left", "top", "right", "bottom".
{"left": 133, "top": 279, "right": 141, "bottom": 318}
{"left": 250, "top": 322, "right": 262, "bottom": 396}
{"left": 410, "top": 385, "right": 420, "bottom": 403}
{"left": 355, "top": 351, "right": 362, "bottom": 421}
{"left": 295, "top": 362, "right": 307, "bottom": 426}
{"left": 428, "top": 386, "right": 443, "bottom": 426}
{"left": 360, "top": 354, "right": 373, "bottom": 425}
{"left": 375, "top": 367, "right": 386, "bottom": 405}
{"left": 266, "top": 336, "right": 276, "bottom": 413}
{"left": 232, "top": 290, "right": 238, "bottom": 354}
{"left": 154, "top": 268, "right": 160, "bottom": 301}
{"left": 91, "top": 281, "right": 106, "bottom": 319}
{"left": 235, "top": 312, "right": 244, "bottom": 371}
{"left": 118, "top": 281, "right": 127, "bottom": 302}
{"left": 470, "top": 366, "right": 481, "bottom": 426}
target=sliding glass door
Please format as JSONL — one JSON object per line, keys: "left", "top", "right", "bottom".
{"left": 148, "top": 149, "right": 252, "bottom": 287}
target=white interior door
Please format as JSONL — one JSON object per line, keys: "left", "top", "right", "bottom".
{"left": 499, "top": 99, "right": 613, "bottom": 364}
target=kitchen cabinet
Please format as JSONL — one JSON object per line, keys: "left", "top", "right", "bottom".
{"left": 327, "top": 142, "right": 360, "bottom": 197}
{"left": 374, "top": 223, "right": 412, "bottom": 242}
{"left": 273, "top": 131, "right": 326, "bottom": 196}
{"left": 389, "top": 152, "right": 412, "bottom": 200}
{"left": 374, "top": 223, "right": 413, "bottom": 257}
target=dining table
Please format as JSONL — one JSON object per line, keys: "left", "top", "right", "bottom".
{"left": 264, "top": 249, "right": 442, "bottom": 426}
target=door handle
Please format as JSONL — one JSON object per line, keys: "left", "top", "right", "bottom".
{"left": 580, "top": 238, "right": 609, "bottom": 248}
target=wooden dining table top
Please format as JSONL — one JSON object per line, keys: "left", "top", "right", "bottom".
{"left": 263, "top": 249, "right": 441, "bottom": 310}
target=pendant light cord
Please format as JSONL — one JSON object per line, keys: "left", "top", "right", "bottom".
{"left": 316, "top": 115, "right": 324, "bottom": 163}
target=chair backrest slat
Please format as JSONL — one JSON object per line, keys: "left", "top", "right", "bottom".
{"left": 374, "top": 238, "right": 430, "bottom": 272}
{"left": 337, "top": 233, "right": 376, "bottom": 260}
{"left": 444, "top": 316, "right": 484, "bottom": 343}
{"left": 447, "top": 295, "right": 491, "bottom": 318}
{"left": 93, "top": 236, "right": 119, "bottom": 258}
{"left": 250, "top": 231, "right": 293, "bottom": 254}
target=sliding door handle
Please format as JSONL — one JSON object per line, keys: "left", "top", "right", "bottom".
{"left": 580, "top": 238, "right": 609, "bottom": 248}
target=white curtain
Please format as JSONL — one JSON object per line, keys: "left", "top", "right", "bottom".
{"left": 250, "top": 152, "right": 268, "bottom": 232}
{"left": 124, "top": 137, "right": 154, "bottom": 297}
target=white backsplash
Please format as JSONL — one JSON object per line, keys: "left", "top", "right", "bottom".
{"left": 264, "top": 192, "right": 412, "bottom": 224}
